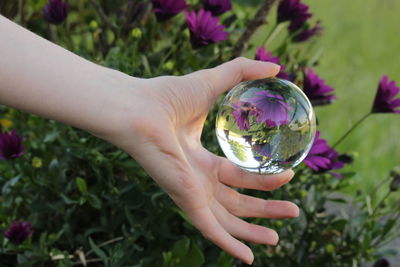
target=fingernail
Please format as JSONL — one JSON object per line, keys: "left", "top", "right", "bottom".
{"left": 264, "top": 62, "right": 280, "bottom": 73}
{"left": 246, "top": 252, "right": 254, "bottom": 265}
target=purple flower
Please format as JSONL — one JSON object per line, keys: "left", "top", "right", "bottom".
{"left": 303, "top": 68, "right": 336, "bottom": 106}
{"left": 185, "top": 9, "right": 228, "bottom": 48}
{"left": 203, "top": 0, "right": 232, "bottom": 16}
{"left": 151, "top": 0, "right": 188, "bottom": 21}
{"left": 372, "top": 75, "right": 400, "bottom": 114}
{"left": 232, "top": 101, "right": 255, "bottom": 131}
{"left": 0, "top": 130, "right": 24, "bottom": 160}
{"left": 304, "top": 131, "right": 345, "bottom": 177}
{"left": 277, "top": 0, "right": 311, "bottom": 32}
{"left": 43, "top": 0, "right": 69, "bottom": 24}
{"left": 255, "top": 47, "right": 292, "bottom": 81}
{"left": 4, "top": 220, "right": 33, "bottom": 245}
{"left": 255, "top": 47, "right": 280, "bottom": 64}
{"left": 293, "top": 21, "right": 323, "bottom": 42}
{"left": 248, "top": 91, "right": 292, "bottom": 127}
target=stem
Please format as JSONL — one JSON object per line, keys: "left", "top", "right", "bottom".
{"left": 89, "top": 0, "right": 118, "bottom": 38}
{"left": 18, "top": 0, "right": 25, "bottom": 26}
{"left": 85, "top": 236, "right": 124, "bottom": 257}
{"left": 372, "top": 190, "right": 391, "bottom": 216}
{"left": 231, "top": 0, "right": 278, "bottom": 58}
{"left": 370, "top": 174, "right": 392, "bottom": 199}
{"left": 332, "top": 113, "right": 371, "bottom": 149}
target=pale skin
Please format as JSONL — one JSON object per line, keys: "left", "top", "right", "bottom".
{"left": 0, "top": 15, "right": 299, "bottom": 264}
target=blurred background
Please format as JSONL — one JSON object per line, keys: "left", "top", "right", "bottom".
{"left": 251, "top": 0, "right": 400, "bottom": 197}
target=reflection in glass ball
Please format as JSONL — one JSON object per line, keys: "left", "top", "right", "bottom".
{"left": 216, "top": 77, "right": 316, "bottom": 174}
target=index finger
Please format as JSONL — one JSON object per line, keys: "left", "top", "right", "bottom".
{"left": 217, "top": 156, "right": 295, "bottom": 191}
{"left": 197, "top": 57, "right": 280, "bottom": 98}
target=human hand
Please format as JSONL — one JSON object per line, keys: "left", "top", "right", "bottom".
{"left": 108, "top": 58, "right": 300, "bottom": 264}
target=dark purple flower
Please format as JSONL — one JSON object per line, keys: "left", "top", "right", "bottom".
{"left": 4, "top": 220, "right": 33, "bottom": 245}
{"left": 255, "top": 47, "right": 280, "bottom": 64}
{"left": 185, "top": 9, "right": 228, "bottom": 48}
{"left": 255, "top": 47, "right": 292, "bottom": 81}
{"left": 0, "top": 130, "right": 24, "bottom": 160}
{"left": 151, "top": 0, "right": 188, "bottom": 21}
{"left": 303, "top": 68, "right": 336, "bottom": 106}
{"left": 373, "top": 258, "right": 390, "bottom": 267}
{"left": 248, "top": 91, "right": 292, "bottom": 127}
{"left": 293, "top": 21, "right": 323, "bottom": 42}
{"left": 232, "top": 101, "right": 255, "bottom": 131}
{"left": 43, "top": 0, "right": 69, "bottom": 24}
{"left": 203, "top": 0, "right": 232, "bottom": 16}
{"left": 304, "top": 131, "right": 345, "bottom": 177}
{"left": 277, "top": 0, "right": 311, "bottom": 32}
{"left": 372, "top": 75, "right": 400, "bottom": 114}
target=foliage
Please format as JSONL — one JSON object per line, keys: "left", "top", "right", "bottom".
{"left": 1, "top": 0, "right": 399, "bottom": 266}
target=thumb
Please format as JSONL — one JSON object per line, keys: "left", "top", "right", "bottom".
{"left": 199, "top": 57, "right": 280, "bottom": 98}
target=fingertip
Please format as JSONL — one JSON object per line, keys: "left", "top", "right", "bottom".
{"left": 260, "top": 61, "right": 280, "bottom": 77}
{"left": 288, "top": 202, "right": 300, "bottom": 218}
{"left": 270, "top": 230, "right": 279, "bottom": 246}
{"left": 245, "top": 248, "right": 254, "bottom": 265}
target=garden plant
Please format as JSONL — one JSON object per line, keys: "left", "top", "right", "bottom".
{"left": 0, "top": 0, "right": 399, "bottom": 266}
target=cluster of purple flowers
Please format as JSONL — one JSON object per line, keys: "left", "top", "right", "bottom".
{"left": 42, "top": 0, "right": 231, "bottom": 48}
{"left": 232, "top": 91, "right": 292, "bottom": 131}
{"left": 277, "top": 0, "right": 322, "bottom": 42}
{"left": 255, "top": 46, "right": 336, "bottom": 106}
{"left": 303, "top": 75, "right": 399, "bottom": 176}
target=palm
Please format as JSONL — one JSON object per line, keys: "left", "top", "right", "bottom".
{"left": 119, "top": 58, "right": 299, "bottom": 264}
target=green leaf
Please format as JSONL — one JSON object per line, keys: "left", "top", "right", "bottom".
{"left": 179, "top": 241, "right": 205, "bottom": 267}
{"left": 381, "top": 218, "right": 396, "bottom": 239}
{"left": 172, "top": 207, "right": 193, "bottom": 227}
{"left": 88, "top": 237, "right": 108, "bottom": 263}
{"left": 217, "top": 251, "right": 233, "bottom": 267}
{"left": 87, "top": 193, "right": 102, "bottom": 209}
{"left": 330, "top": 219, "right": 348, "bottom": 231}
{"left": 76, "top": 177, "right": 87, "bottom": 195}
{"left": 60, "top": 193, "right": 78, "bottom": 205}
{"left": 1, "top": 175, "right": 21, "bottom": 194}
{"left": 171, "top": 238, "right": 190, "bottom": 259}
{"left": 328, "top": 197, "right": 348, "bottom": 204}
{"left": 379, "top": 248, "right": 398, "bottom": 257}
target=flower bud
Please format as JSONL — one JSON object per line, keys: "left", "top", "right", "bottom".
{"left": 389, "top": 166, "right": 400, "bottom": 192}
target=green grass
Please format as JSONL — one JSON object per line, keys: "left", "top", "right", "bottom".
{"left": 247, "top": 0, "right": 400, "bottom": 197}
{"left": 304, "top": 0, "right": 400, "bottom": 196}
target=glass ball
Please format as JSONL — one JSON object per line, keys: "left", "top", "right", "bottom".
{"left": 216, "top": 77, "right": 316, "bottom": 174}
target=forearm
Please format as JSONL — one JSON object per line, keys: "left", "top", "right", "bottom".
{"left": 0, "top": 15, "right": 137, "bottom": 138}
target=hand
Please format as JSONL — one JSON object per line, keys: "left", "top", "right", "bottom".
{"left": 109, "top": 57, "right": 300, "bottom": 264}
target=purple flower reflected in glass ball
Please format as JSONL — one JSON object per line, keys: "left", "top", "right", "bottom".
{"left": 216, "top": 77, "right": 316, "bottom": 174}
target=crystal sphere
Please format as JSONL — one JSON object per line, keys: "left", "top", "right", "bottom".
{"left": 216, "top": 77, "right": 316, "bottom": 174}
